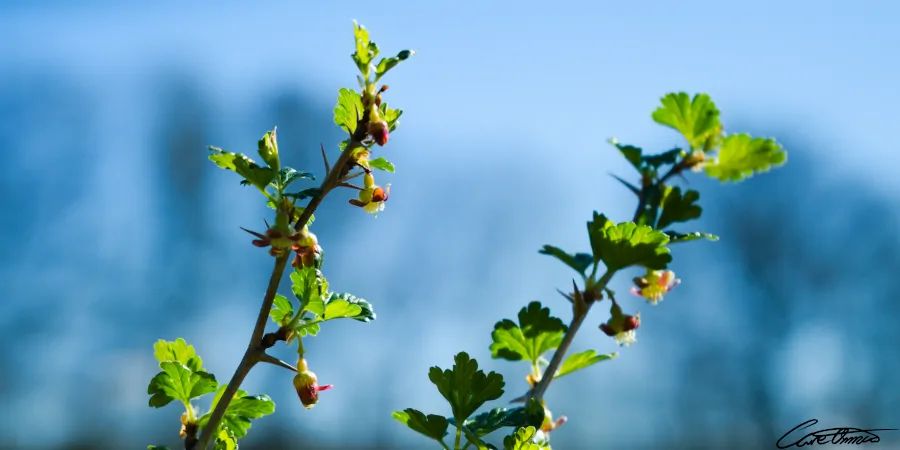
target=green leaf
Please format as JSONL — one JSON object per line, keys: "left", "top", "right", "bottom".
{"left": 462, "top": 400, "right": 544, "bottom": 437}
{"left": 610, "top": 139, "right": 683, "bottom": 171}
{"left": 325, "top": 292, "right": 376, "bottom": 322}
{"left": 214, "top": 428, "right": 237, "bottom": 450}
{"left": 334, "top": 88, "right": 364, "bottom": 134}
{"left": 284, "top": 187, "right": 322, "bottom": 200}
{"left": 375, "top": 49, "right": 414, "bottom": 79}
{"left": 269, "top": 294, "right": 294, "bottom": 327}
{"left": 147, "top": 362, "right": 217, "bottom": 408}
{"left": 554, "top": 350, "right": 617, "bottom": 379}
{"left": 380, "top": 103, "right": 402, "bottom": 131}
{"left": 656, "top": 186, "right": 702, "bottom": 229}
{"left": 257, "top": 129, "right": 280, "bottom": 170}
{"left": 278, "top": 167, "right": 314, "bottom": 189}
{"left": 643, "top": 148, "right": 683, "bottom": 168}
{"left": 392, "top": 408, "right": 449, "bottom": 442}
{"left": 153, "top": 338, "right": 203, "bottom": 372}
{"left": 208, "top": 147, "right": 276, "bottom": 190}
{"left": 368, "top": 156, "right": 395, "bottom": 173}
{"left": 490, "top": 302, "right": 567, "bottom": 364}
{"left": 539, "top": 245, "right": 593, "bottom": 276}
{"left": 704, "top": 133, "right": 786, "bottom": 182}
{"left": 147, "top": 446, "right": 170, "bottom": 450}
{"left": 200, "top": 387, "right": 276, "bottom": 440}
{"left": 352, "top": 21, "right": 378, "bottom": 73}
{"left": 290, "top": 267, "right": 328, "bottom": 317}
{"left": 610, "top": 139, "right": 643, "bottom": 170}
{"left": 429, "top": 352, "right": 505, "bottom": 423}
{"left": 587, "top": 212, "right": 671, "bottom": 270}
{"left": 665, "top": 231, "right": 720, "bottom": 243}
{"left": 652, "top": 92, "right": 721, "bottom": 150}
{"left": 503, "top": 426, "right": 551, "bottom": 450}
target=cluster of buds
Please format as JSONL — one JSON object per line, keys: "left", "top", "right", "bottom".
{"left": 242, "top": 226, "right": 322, "bottom": 268}
{"left": 179, "top": 411, "right": 198, "bottom": 447}
{"left": 292, "top": 358, "right": 333, "bottom": 409}
{"left": 349, "top": 172, "right": 390, "bottom": 214}
{"left": 600, "top": 301, "right": 640, "bottom": 346}
{"left": 630, "top": 269, "right": 680, "bottom": 305}
{"left": 682, "top": 149, "right": 708, "bottom": 172}
{"left": 363, "top": 85, "right": 390, "bottom": 146}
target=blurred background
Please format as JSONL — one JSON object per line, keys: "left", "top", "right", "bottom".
{"left": 2, "top": 1, "right": 899, "bottom": 449}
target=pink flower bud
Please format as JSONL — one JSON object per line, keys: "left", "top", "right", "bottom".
{"left": 368, "top": 120, "right": 389, "bottom": 146}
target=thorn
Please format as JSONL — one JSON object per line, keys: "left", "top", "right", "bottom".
{"left": 320, "top": 144, "right": 331, "bottom": 173}
{"left": 609, "top": 173, "right": 640, "bottom": 195}
{"left": 257, "top": 352, "right": 297, "bottom": 372}
{"left": 557, "top": 289, "right": 574, "bottom": 303}
{"left": 343, "top": 171, "right": 365, "bottom": 181}
{"left": 339, "top": 182, "right": 364, "bottom": 191}
{"left": 239, "top": 227, "right": 266, "bottom": 239}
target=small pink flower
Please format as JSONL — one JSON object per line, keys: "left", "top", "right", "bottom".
{"left": 631, "top": 270, "right": 680, "bottom": 305}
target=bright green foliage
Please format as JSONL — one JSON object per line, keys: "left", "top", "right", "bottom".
{"left": 368, "top": 156, "right": 395, "bottom": 172}
{"left": 429, "top": 352, "right": 505, "bottom": 423}
{"left": 587, "top": 212, "right": 672, "bottom": 270}
{"left": 147, "top": 339, "right": 217, "bottom": 408}
{"left": 257, "top": 129, "right": 280, "bottom": 170}
{"left": 199, "top": 387, "right": 275, "bottom": 440}
{"left": 657, "top": 186, "right": 702, "bottom": 229}
{"left": 539, "top": 245, "right": 593, "bottom": 276}
{"left": 490, "top": 302, "right": 567, "bottom": 364}
{"left": 652, "top": 92, "right": 721, "bottom": 150}
{"left": 291, "top": 267, "right": 329, "bottom": 317}
{"left": 666, "top": 231, "right": 720, "bottom": 243}
{"left": 325, "top": 292, "right": 376, "bottom": 322}
{"left": 215, "top": 428, "right": 237, "bottom": 450}
{"left": 375, "top": 49, "right": 414, "bottom": 80}
{"left": 269, "top": 294, "right": 293, "bottom": 327}
{"left": 208, "top": 147, "right": 276, "bottom": 190}
{"left": 503, "top": 427, "right": 551, "bottom": 450}
{"left": 352, "top": 21, "right": 378, "bottom": 75}
{"left": 461, "top": 399, "right": 544, "bottom": 438}
{"left": 334, "top": 88, "right": 363, "bottom": 134}
{"left": 380, "top": 103, "right": 403, "bottom": 130}
{"left": 554, "top": 350, "right": 617, "bottom": 379}
{"left": 147, "top": 446, "right": 169, "bottom": 450}
{"left": 392, "top": 409, "right": 450, "bottom": 442}
{"left": 705, "top": 133, "right": 786, "bottom": 182}
{"left": 277, "top": 167, "right": 314, "bottom": 189}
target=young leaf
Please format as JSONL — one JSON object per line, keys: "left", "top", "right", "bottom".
{"left": 587, "top": 212, "right": 671, "bottom": 270}
{"left": 656, "top": 187, "right": 702, "bottom": 229}
{"left": 503, "top": 426, "right": 551, "bottom": 450}
{"left": 199, "top": 387, "right": 276, "bottom": 440}
{"left": 291, "top": 267, "right": 328, "bottom": 317}
{"left": 278, "top": 167, "right": 314, "bottom": 189}
{"left": 539, "top": 245, "right": 593, "bottom": 276}
{"left": 147, "top": 446, "right": 170, "bottom": 450}
{"left": 333, "top": 88, "right": 363, "bottom": 134}
{"left": 375, "top": 49, "right": 414, "bottom": 79}
{"left": 153, "top": 338, "right": 203, "bottom": 372}
{"left": 214, "top": 428, "right": 237, "bottom": 450}
{"left": 652, "top": 92, "right": 721, "bottom": 150}
{"left": 147, "top": 362, "right": 217, "bottom": 408}
{"left": 325, "top": 292, "right": 376, "bottom": 322}
{"left": 269, "top": 294, "right": 294, "bottom": 327}
{"left": 368, "top": 156, "right": 395, "bottom": 173}
{"left": 392, "top": 408, "right": 449, "bottom": 442}
{"left": 352, "top": 21, "right": 378, "bottom": 74}
{"left": 208, "top": 147, "right": 276, "bottom": 190}
{"left": 609, "top": 139, "right": 643, "bottom": 170}
{"left": 704, "top": 133, "right": 786, "bottom": 182}
{"left": 257, "top": 129, "right": 280, "bottom": 171}
{"left": 665, "top": 231, "right": 720, "bottom": 243}
{"left": 554, "top": 350, "right": 617, "bottom": 379}
{"left": 429, "top": 352, "right": 505, "bottom": 422}
{"left": 462, "top": 400, "right": 544, "bottom": 437}
{"left": 284, "top": 188, "right": 322, "bottom": 201}
{"left": 380, "top": 103, "right": 402, "bottom": 131}
{"left": 490, "top": 302, "right": 567, "bottom": 364}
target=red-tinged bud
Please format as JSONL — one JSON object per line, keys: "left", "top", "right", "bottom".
{"left": 252, "top": 239, "right": 269, "bottom": 247}
{"left": 371, "top": 186, "right": 388, "bottom": 203}
{"left": 624, "top": 314, "right": 640, "bottom": 331}
{"left": 293, "top": 359, "right": 332, "bottom": 409}
{"left": 601, "top": 302, "right": 639, "bottom": 346}
{"left": 368, "top": 120, "right": 389, "bottom": 146}
{"left": 599, "top": 323, "right": 616, "bottom": 337}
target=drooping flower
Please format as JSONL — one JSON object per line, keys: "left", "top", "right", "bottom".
{"left": 540, "top": 406, "right": 567, "bottom": 434}
{"left": 368, "top": 120, "right": 389, "bottom": 146}
{"left": 349, "top": 172, "right": 390, "bottom": 215}
{"left": 291, "top": 228, "right": 322, "bottom": 268}
{"left": 293, "top": 358, "right": 333, "bottom": 409}
{"left": 631, "top": 269, "right": 680, "bottom": 305}
{"left": 600, "top": 302, "right": 640, "bottom": 347}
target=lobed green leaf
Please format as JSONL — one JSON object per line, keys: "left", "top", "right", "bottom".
{"left": 539, "top": 245, "right": 593, "bottom": 276}
{"left": 554, "top": 350, "right": 617, "bottom": 379}
{"left": 368, "top": 156, "right": 395, "bottom": 173}
{"left": 490, "top": 302, "right": 567, "bottom": 364}
{"left": 704, "top": 133, "right": 786, "bottom": 182}
{"left": 652, "top": 92, "right": 721, "bottom": 150}
{"left": 587, "top": 212, "right": 671, "bottom": 270}
{"left": 333, "top": 88, "right": 364, "bottom": 134}
{"left": 208, "top": 147, "right": 276, "bottom": 191}
{"left": 657, "top": 186, "right": 702, "bottom": 229}
{"left": 392, "top": 408, "right": 449, "bottom": 442}
{"left": 429, "top": 352, "right": 505, "bottom": 423}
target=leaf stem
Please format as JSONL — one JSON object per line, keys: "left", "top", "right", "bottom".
{"left": 193, "top": 140, "right": 361, "bottom": 450}
{"left": 529, "top": 270, "right": 614, "bottom": 401}
{"left": 454, "top": 427, "right": 462, "bottom": 450}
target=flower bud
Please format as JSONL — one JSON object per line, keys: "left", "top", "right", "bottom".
{"left": 368, "top": 120, "right": 389, "bottom": 146}
{"left": 600, "top": 302, "right": 640, "bottom": 346}
{"left": 292, "top": 359, "right": 332, "bottom": 409}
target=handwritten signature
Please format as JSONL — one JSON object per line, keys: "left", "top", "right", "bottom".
{"left": 777, "top": 419, "right": 897, "bottom": 448}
